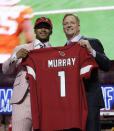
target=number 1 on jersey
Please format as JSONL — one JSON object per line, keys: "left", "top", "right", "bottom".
{"left": 58, "top": 71, "right": 66, "bottom": 97}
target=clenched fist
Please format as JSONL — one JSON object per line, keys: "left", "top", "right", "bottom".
{"left": 16, "top": 48, "right": 29, "bottom": 59}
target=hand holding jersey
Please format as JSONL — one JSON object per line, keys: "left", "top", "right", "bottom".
{"left": 78, "top": 39, "right": 93, "bottom": 53}
{"left": 16, "top": 48, "right": 29, "bottom": 59}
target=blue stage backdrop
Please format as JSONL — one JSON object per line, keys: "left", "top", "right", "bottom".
{"left": 0, "top": 85, "right": 114, "bottom": 114}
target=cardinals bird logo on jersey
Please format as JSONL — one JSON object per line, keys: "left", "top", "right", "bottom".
{"left": 58, "top": 51, "right": 65, "bottom": 56}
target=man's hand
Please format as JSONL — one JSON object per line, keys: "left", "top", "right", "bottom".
{"left": 78, "top": 39, "right": 93, "bottom": 53}
{"left": 16, "top": 48, "right": 29, "bottom": 59}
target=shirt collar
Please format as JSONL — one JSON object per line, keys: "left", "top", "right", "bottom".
{"left": 67, "top": 34, "right": 81, "bottom": 44}
{"left": 71, "top": 34, "right": 81, "bottom": 42}
{"left": 44, "top": 41, "right": 51, "bottom": 47}
{"left": 33, "top": 39, "right": 51, "bottom": 48}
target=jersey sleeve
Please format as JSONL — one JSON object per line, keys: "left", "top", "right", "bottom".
{"left": 21, "top": 52, "right": 36, "bottom": 80}
{"left": 79, "top": 47, "right": 98, "bottom": 79}
{"left": 21, "top": 52, "right": 40, "bottom": 129}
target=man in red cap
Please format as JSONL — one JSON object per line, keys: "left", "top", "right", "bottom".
{"left": 2, "top": 16, "right": 53, "bottom": 131}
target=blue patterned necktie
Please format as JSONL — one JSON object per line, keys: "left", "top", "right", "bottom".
{"left": 67, "top": 40, "right": 72, "bottom": 45}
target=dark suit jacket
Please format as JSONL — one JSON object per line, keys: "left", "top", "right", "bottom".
{"left": 81, "top": 36, "right": 110, "bottom": 108}
{"left": 65, "top": 36, "right": 110, "bottom": 108}
{"left": 80, "top": 36, "right": 111, "bottom": 131}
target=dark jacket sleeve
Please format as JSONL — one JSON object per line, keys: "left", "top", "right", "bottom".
{"left": 88, "top": 39, "right": 110, "bottom": 72}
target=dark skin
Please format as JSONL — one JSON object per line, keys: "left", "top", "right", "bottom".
{"left": 16, "top": 23, "right": 52, "bottom": 59}
{"left": 34, "top": 23, "right": 52, "bottom": 43}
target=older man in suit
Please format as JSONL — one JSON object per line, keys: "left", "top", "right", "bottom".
{"left": 62, "top": 13, "right": 110, "bottom": 131}
{"left": 2, "top": 17, "right": 53, "bottom": 131}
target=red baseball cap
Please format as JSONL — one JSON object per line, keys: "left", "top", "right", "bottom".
{"left": 34, "top": 17, "right": 53, "bottom": 29}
